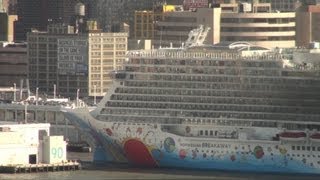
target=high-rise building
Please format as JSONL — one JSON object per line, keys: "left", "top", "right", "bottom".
{"left": 270, "top": 0, "right": 300, "bottom": 11}
{"left": 1, "top": 0, "right": 17, "bottom": 14}
{"left": 15, "top": 0, "right": 90, "bottom": 41}
{"left": 183, "top": 0, "right": 209, "bottom": 10}
{"left": 296, "top": 4, "right": 320, "bottom": 47}
{"left": 153, "top": 7, "right": 221, "bottom": 48}
{"left": 88, "top": 32, "right": 128, "bottom": 97}
{"left": 27, "top": 23, "right": 128, "bottom": 99}
{"left": 0, "top": 43, "right": 27, "bottom": 87}
{"left": 148, "top": 1, "right": 296, "bottom": 49}
{"left": 94, "top": 0, "right": 159, "bottom": 36}
{"left": 15, "top": 0, "right": 47, "bottom": 41}
{"left": 0, "top": 0, "right": 3, "bottom": 12}
{"left": 47, "top": 0, "right": 78, "bottom": 25}
{"left": 27, "top": 24, "right": 83, "bottom": 97}
{"left": 220, "top": 2, "right": 296, "bottom": 48}
{"left": 0, "top": 12, "right": 17, "bottom": 42}
{"left": 81, "top": 0, "right": 183, "bottom": 38}
{"left": 134, "top": 10, "right": 164, "bottom": 40}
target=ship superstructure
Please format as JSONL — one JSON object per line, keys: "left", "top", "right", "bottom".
{"left": 63, "top": 26, "right": 320, "bottom": 174}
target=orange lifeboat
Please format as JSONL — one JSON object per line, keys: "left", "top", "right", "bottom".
{"left": 310, "top": 133, "right": 320, "bottom": 143}
{"left": 279, "top": 132, "right": 306, "bottom": 141}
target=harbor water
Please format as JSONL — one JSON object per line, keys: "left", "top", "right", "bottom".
{"left": 0, "top": 152, "right": 320, "bottom": 180}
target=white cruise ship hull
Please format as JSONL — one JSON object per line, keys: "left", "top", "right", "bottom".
{"left": 63, "top": 107, "right": 320, "bottom": 174}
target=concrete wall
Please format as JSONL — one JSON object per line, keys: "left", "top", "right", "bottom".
{"left": 0, "top": 124, "right": 50, "bottom": 165}
{"left": 0, "top": 144, "right": 38, "bottom": 165}
{"left": 43, "top": 136, "right": 67, "bottom": 164}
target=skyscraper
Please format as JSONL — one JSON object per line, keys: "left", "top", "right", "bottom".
{"left": 1, "top": 0, "right": 17, "bottom": 14}
{"left": 15, "top": 0, "right": 88, "bottom": 41}
{"left": 93, "top": 0, "right": 160, "bottom": 36}
{"left": 15, "top": 0, "right": 48, "bottom": 41}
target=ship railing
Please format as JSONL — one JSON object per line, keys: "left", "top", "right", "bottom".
{"left": 99, "top": 113, "right": 320, "bottom": 127}
{"left": 127, "top": 51, "right": 282, "bottom": 61}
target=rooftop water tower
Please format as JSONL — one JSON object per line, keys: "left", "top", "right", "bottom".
{"left": 74, "top": 2, "right": 85, "bottom": 33}
{"left": 75, "top": 2, "right": 85, "bottom": 17}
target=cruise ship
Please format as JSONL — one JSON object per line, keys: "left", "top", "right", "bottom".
{"left": 62, "top": 26, "right": 320, "bottom": 174}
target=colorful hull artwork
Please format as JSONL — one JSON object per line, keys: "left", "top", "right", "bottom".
{"left": 63, "top": 109, "right": 320, "bottom": 175}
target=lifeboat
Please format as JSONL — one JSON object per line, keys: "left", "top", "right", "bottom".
{"left": 310, "top": 133, "right": 320, "bottom": 143}
{"left": 279, "top": 132, "right": 306, "bottom": 141}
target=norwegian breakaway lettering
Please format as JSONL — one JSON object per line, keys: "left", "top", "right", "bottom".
{"left": 202, "top": 143, "right": 231, "bottom": 148}
{"left": 180, "top": 143, "right": 201, "bottom": 148}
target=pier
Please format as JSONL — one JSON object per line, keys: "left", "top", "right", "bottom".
{"left": 0, "top": 103, "right": 82, "bottom": 143}
{"left": 0, "top": 161, "right": 81, "bottom": 173}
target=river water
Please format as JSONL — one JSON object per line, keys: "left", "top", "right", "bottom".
{"left": 0, "top": 152, "right": 319, "bottom": 180}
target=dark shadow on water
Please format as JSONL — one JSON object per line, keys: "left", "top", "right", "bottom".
{"left": 80, "top": 162, "right": 320, "bottom": 180}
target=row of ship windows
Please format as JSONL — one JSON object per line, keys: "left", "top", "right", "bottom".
{"left": 104, "top": 103, "right": 318, "bottom": 121}
{"left": 129, "top": 58, "right": 279, "bottom": 68}
{"left": 115, "top": 87, "right": 319, "bottom": 101}
{"left": 96, "top": 112, "right": 320, "bottom": 131}
{"left": 199, "top": 149, "right": 320, "bottom": 160}
{"left": 124, "top": 81, "right": 319, "bottom": 92}
{"left": 111, "top": 94, "right": 320, "bottom": 111}
{"left": 149, "top": 71, "right": 281, "bottom": 80}
{"left": 97, "top": 115, "right": 181, "bottom": 124}
{"left": 292, "top": 146, "right": 320, "bottom": 151}
{"left": 96, "top": 114, "right": 320, "bottom": 132}
{"left": 126, "top": 66, "right": 280, "bottom": 76}
{"left": 106, "top": 111, "right": 256, "bottom": 126}
{"left": 199, "top": 130, "right": 237, "bottom": 138}
{"left": 148, "top": 74, "right": 319, "bottom": 86}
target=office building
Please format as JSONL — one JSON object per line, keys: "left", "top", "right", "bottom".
{"left": 27, "top": 23, "right": 128, "bottom": 98}
{"left": 220, "top": 2, "right": 296, "bottom": 48}
{"left": 296, "top": 4, "right": 320, "bottom": 47}
{"left": 153, "top": 6, "right": 221, "bottom": 48}
{"left": 15, "top": 0, "right": 90, "bottom": 41}
{"left": 27, "top": 24, "right": 84, "bottom": 97}
{"left": 270, "top": 0, "right": 299, "bottom": 11}
{"left": 0, "top": 12, "right": 17, "bottom": 42}
{"left": 88, "top": 32, "right": 128, "bottom": 97}
{"left": 134, "top": 10, "right": 164, "bottom": 40}
{"left": 0, "top": 43, "right": 27, "bottom": 87}
{"left": 94, "top": 0, "right": 161, "bottom": 36}
{"left": 151, "top": 1, "right": 296, "bottom": 49}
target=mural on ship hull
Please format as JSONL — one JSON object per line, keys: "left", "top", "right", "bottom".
{"left": 97, "top": 124, "right": 320, "bottom": 174}
{"left": 64, "top": 112, "right": 320, "bottom": 174}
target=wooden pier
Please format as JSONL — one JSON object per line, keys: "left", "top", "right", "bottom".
{"left": 0, "top": 161, "right": 81, "bottom": 173}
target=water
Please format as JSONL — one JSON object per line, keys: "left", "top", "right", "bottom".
{"left": 0, "top": 152, "right": 319, "bottom": 180}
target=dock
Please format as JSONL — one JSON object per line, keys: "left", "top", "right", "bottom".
{"left": 0, "top": 161, "right": 81, "bottom": 173}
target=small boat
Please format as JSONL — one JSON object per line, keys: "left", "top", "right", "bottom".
{"left": 67, "top": 142, "right": 92, "bottom": 152}
{"left": 279, "top": 132, "right": 306, "bottom": 141}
